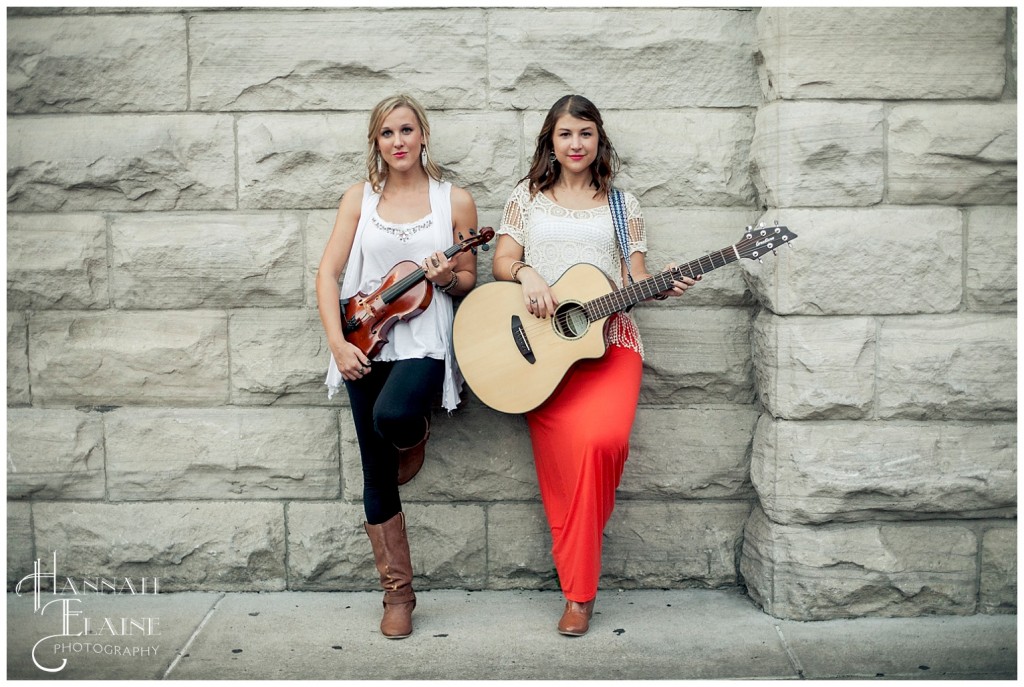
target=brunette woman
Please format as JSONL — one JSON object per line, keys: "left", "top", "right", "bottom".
{"left": 491, "top": 94, "right": 698, "bottom": 636}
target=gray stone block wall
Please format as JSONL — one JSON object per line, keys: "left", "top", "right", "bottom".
{"left": 6, "top": 7, "right": 1016, "bottom": 620}
{"left": 742, "top": 7, "right": 1016, "bottom": 620}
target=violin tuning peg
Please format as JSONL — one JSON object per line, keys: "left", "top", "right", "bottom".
{"left": 470, "top": 247, "right": 477, "bottom": 255}
{"left": 481, "top": 243, "right": 490, "bottom": 251}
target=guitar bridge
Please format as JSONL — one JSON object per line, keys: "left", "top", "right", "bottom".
{"left": 511, "top": 315, "right": 535, "bottom": 364}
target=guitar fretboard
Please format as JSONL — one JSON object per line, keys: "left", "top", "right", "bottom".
{"left": 583, "top": 246, "right": 739, "bottom": 320}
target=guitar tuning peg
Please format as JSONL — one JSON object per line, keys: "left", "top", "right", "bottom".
{"left": 758, "top": 258, "right": 764, "bottom": 264}
{"left": 773, "top": 249, "right": 778, "bottom": 256}
{"left": 773, "top": 219, "right": 779, "bottom": 226}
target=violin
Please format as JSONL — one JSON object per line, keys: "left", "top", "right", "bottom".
{"left": 340, "top": 227, "right": 494, "bottom": 358}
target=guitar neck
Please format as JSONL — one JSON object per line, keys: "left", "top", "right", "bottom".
{"left": 584, "top": 244, "right": 740, "bottom": 320}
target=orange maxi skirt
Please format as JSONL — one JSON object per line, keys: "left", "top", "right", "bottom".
{"left": 525, "top": 343, "right": 643, "bottom": 603}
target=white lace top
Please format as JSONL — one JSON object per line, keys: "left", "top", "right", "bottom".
{"left": 498, "top": 181, "right": 648, "bottom": 358}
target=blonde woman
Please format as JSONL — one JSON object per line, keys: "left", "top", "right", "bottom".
{"left": 316, "top": 94, "right": 479, "bottom": 639}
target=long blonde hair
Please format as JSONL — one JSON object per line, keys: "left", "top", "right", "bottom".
{"left": 365, "top": 94, "right": 443, "bottom": 193}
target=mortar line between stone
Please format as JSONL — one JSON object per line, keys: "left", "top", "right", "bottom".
{"left": 773, "top": 624, "right": 806, "bottom": 679}
{"left": 162, "top": 592, "right": 226, "bottom": 679}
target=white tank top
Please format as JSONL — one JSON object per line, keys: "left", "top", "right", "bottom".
{"left": 355, "top": 210, "right": 445, "bottom": 361}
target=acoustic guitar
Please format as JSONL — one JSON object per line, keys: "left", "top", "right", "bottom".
{"left": 341, "top": 226, "right": 494, "bottom": 358}
{"left": 453, "top": 223, "right": 796, "bottom": 414}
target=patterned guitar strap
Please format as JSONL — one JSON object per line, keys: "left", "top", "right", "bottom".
{"left": 608, "top": 187, "right": 635, "bottom": 284}
{"left": 608, "top": 186, "right": 637, "bottom": 311}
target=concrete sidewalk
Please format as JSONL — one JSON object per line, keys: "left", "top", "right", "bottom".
{"left": 7, "top": 588, "right": 1016, "bottom": 680}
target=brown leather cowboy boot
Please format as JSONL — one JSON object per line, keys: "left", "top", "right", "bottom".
{"left": 557, "top": 599, "right": 596, "bottom": 636}
{"left": 363, "top": 512, "right": 416, "bottom": 639}
{"left": 396, "top": 418, "right": 429, "bottom": 485}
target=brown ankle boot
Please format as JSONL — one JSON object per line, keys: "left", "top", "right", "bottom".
{"left": 557, "top": 599, "right": 595, "bottom": 636}
{"left": 363, "top": 512, "right": 416, "bottom": 639}
{"left": 396, "top": 419, "right": 430, "bottom": 485}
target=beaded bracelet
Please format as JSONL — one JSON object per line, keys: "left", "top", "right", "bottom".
{"left": 438, "top": 271, "right": 459, "bottom": 294}
{"left": 510, "top": 261, "right": 528, "bottom": 282}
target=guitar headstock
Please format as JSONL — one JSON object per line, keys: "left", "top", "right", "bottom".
{"left": 735, "top": 222, "right": 796, "bottom": 261}
{"left": 455, "top": 226, "right": 495, "bottom": 256}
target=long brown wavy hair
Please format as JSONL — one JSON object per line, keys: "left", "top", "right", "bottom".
{"left": 523, "top": 94, "right": 620, "bottom": 198}
{"left": 365, "top": 94, "right": 444, "bottom": 193}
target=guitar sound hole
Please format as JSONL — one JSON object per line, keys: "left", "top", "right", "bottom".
{"left": 554, "top": 303, "right": 589, "bottom": 340}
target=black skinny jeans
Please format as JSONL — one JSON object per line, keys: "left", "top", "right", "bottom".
{"left": 344, "top": 357, "right": 444, "bottom": 525}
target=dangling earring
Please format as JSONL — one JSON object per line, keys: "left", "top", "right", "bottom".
{"left": 548, "top": 151, "right": 557, "bottom": 172}
{"left": 421, "top": 145, "right": 427, "bottom": 165}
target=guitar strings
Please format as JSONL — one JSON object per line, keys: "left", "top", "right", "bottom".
{"left": 507, "top": 272, "right": 685, "bottom": 338}
{"left": 498, "top": 232, "right": 790, "bottom": 337}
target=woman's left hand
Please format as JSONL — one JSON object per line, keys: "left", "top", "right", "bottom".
{"left": 658, "top": 263, "right": 701, "bottom": 299}
{"left": 423, "top": 250, "right": 455, "bottom": 286}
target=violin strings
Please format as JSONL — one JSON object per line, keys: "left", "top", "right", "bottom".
{"left": 379, "top": 233, "right": 491, "bottom": 304}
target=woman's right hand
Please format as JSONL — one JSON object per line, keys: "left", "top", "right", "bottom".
{"left": 518, "top": 268, "right": 557, "bottom": 319}
{"left": 333, "top": 339, "right": 373, "bottom": 381}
